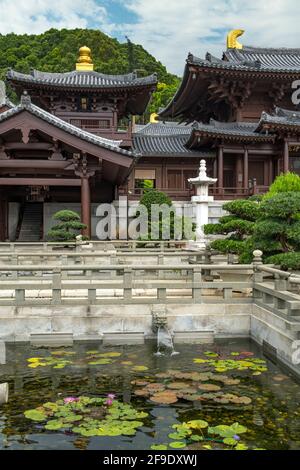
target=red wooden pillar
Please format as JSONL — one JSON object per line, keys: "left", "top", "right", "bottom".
{"left": 217, "top": 146, "right": 224, "bottom": 194}
{"left": 243, "top": 148, "right": 249, "bottom": 191}
{"left": 81, "top": 176, "right": 91, "bottom": 239}
{"left": 283, "top": 140, "right": 290, "bottom": 174}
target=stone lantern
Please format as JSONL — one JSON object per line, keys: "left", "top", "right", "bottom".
{"left": 188, "top": 160, "right": 217, "bottom": 250}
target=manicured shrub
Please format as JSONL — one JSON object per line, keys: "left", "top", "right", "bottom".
{"left": 264, "top": 172, "right": 300, "bottom": 199}
{"left": 266, "top": 253, "right": 300, "bottom": 271}
{"left": 47, "top": 210, "right": 87, "bottom": 242}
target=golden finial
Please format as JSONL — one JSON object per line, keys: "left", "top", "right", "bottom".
{"left": 227, "top": 29, "right": 245, "bottom": 49}
{"left": 150, "top": 113, "right": 159, "bottom": 124}
{"left": 76, "top": 46, "right": 94, "bottom": 71}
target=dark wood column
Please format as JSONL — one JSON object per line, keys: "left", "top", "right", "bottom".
{"left": 217, "top": 146, "right": 224, "bottom": 193}
{"left": 283, "top": 140, "right": 290, "bottom": 173}
{"left": 81, "top": 176, "right": 91, "bottom": 239}
{"left": 236, "top": 155, "right": 243, "bottom": 189}
{"left": 0, "top": 196, "right": 8, "bottom": 241}
{"left": 243, "top": 148, "right": 249, "bottom": 190}
{"left": 269, "top": 158, "right": 274, "bottom": 185}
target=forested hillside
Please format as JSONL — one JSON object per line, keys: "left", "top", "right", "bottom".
{"left": 0, "top": 28, "right": 180, "bottom": 117}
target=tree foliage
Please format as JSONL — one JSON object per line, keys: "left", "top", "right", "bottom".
{"left": 47, "top": 210, "right": 87, "bottom": 242}
{"left": 0, "top": 28, "right": 180, "bottom": 117}
{"left": 204, "top": 174, "right": 300, "bottom": 269}
{"left": 138, "top": 189, "right": 194, "bottom": 241}
{"left": 264, "top": 172, "right": 300, "bottom": 199}
{"left": 204, "top": 199, "right": 260, "bottom": 258}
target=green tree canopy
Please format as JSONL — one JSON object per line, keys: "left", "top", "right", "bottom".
{"left": 0, "top": 28, "right": 180, "bottom": 117}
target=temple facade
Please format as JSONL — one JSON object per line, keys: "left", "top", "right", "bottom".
{"left": 0, "top": 31, "right": 300, "bottom": 241}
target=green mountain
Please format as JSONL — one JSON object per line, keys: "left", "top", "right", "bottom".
{"left": 0, "top": 28, "right": 180, "bottom": 117}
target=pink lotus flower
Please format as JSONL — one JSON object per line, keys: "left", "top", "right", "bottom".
{"left": 107, "top": 394, "right": 116, "bottom": 400}
{"left": 64, "top": 397, "right": 79, "bottom": 404}
{"left": 106, "top": 399, "right": 113, "bottom": 406}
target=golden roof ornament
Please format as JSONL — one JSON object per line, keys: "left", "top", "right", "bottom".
{"left": 227, "top": 29, "right": 245, "bottom": 49}
{"left": 76, "top": 46, "right": 94, "bottom": 71}
{"left": 150, "top": 113, "right": 159, "bottom": 123}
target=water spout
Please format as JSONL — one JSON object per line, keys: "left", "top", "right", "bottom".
{"left": 154, "top": 326, "right": 179, "bottom": 357}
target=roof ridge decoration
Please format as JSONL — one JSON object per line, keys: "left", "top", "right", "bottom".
{"left": 76, "top": 46, "right": 94, "bottom": 71}
{"left": 227, "top": 29, "right": 245, "bottom": 50}
{"left": 243, "top": 45, "right": 300, "bottom": 54}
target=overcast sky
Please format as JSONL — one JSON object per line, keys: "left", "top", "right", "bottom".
{"left": 0, "top": 0, "right": 299, "bottom": 75}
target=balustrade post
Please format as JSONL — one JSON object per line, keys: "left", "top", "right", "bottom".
{"left": 52, "top": 268, "right": 62, "bottom": 304}
{"left": 123, "top": 268, "right": 133, "bottom": 300}
{"left": 15, "top": 288, "right": 25, "bottom": 305}
{"left": 11, "top": 255, "right": 18, "bottom": 280}
{"left": 192, "top": 267, "right": 202, "bottom": 303}
{"left": 274, "top": 274, "right": 288, "bottom": 291}
{"left": 253, "top": 250, "right": 263, "bottom": 299}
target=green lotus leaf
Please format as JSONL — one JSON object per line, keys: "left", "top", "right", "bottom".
{"left": 223, "top": 438, "right": 238, "bottom": 446}
{"left": 235, "top": 444, "right": 249, "bottom": 450}
{"left": 208, "top": 422, "right": 247, "bottom": 438}
{"left": 169, "top": 441, "right": 186, "bottom": 449}
{"left": 190, "top": 435, "right": 204, "bottom": 442}
{"left": 230, "top": 352, "right": 241, "bottom": 356}
{"left": 98, "top": 352, "right": 122, "bottom": 358}
{"left": 45, "top": 420, "right": 66, "bottom": 430}
{"left": 88, "top": 359, "right": 112, "bottom": 365}
{"left": 187, "top": 420, "right": 208, "bottom": 430}
{"left": 151, "top": 444, "right": 168, "bottom": 450}
{"left": 132, "top": 365, "right": 149, "bottom": 372}
{"left": 168, "top": 432, "right": 187, "bottom": 440}
{"left": 204, "top": 351, "right": 219, "bottom": 357}
{"left": 24, "top": 409, "right": 47, "bottom": 421}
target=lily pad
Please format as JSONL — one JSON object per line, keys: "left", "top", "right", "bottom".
{"left": 150, "top": 391, "right": 178, "bottom": 404}
{"left": 134, "top": 389, "right": 150, "bottom": 397}
{"left": 198, "top": 384, "right": 221, "bottom": 392}
{"left": 167, "top": 382, "right": 190, "bottom": 390}
{"left": 151, "top": 444, "right": 168, "bottom": 450}
{"left": 45, "top": 419, "right": 65, "bottom": 430}
{"left": 169, "top": 441, "right": 186, "bottom": 449}
{"left": 24, "top": 409, "right": 47, "bottom": 421}
{"left": 187, "top": 420, "right": 208, "bottom": 430}
{"left": 88, "top": 359, "right": 112, "bottom": 365}
{"left": 132, "top": 366, "right": 149, "bottom": 372}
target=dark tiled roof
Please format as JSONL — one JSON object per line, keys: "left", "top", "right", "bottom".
{"left": 7, "top": 69, "right": 158, "bottom": 89}
{"left": 133, "top": 122, "right": 212, "bottom": 157}
{"left": 133, "top": 121, "right": 207, "bottom": 156}
{"left": 135, "top": 122, "right": 193, "bottom": 136}
{"left": 258, "top": 108, "right": 300, "bottom": 129}
{"left": 0, "top": 95, "right": 134, "bottom": 157}
{"left": 188, "top": 51, "right": 300, "bottom": 73}
{"left": 224, "top": 46, "right": 300, "bottom": 70}
{"left": 191, "top": 120, "right": 268, "bottom": 138}
{"left": 133, "top": 133, "right": 213, "bottom": 157}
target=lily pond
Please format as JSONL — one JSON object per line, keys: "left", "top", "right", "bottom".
{"left": 0, "top": 339, "right": 300, "bottom": 450}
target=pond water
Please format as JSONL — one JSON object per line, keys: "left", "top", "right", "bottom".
{"left": 0, "top": 339, "right": 300, "bottom": 450}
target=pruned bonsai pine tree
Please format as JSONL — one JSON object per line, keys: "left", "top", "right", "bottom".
{"left": 47, "top": 210, "right": 87, "bottom": 242}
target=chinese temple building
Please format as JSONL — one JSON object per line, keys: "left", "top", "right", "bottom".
{"left": 1, "top": 31, "right": 300, "bottom": 241}
{"left": 0, "top": 46, "right": 157, "bottom": 240}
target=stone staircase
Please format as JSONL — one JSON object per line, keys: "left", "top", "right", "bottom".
{"left": 17, "top": 203, "right": 43, "bottom": 241}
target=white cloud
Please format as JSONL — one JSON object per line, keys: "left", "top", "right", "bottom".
{"left": 0, "top": 0, "right": 108, "bottom": 34}
{"left": 119, "top": 0, "right": 300, "bottom": 75}
{"left": 0, "top": 0, "right": 299, "bottom": 75}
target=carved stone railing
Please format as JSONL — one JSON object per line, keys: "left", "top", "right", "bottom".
{"left": 0, "top": 240, "right": 189, "bottom": 253}
{"left": 0, "top": 263, "right": 254, "bottom": 306}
